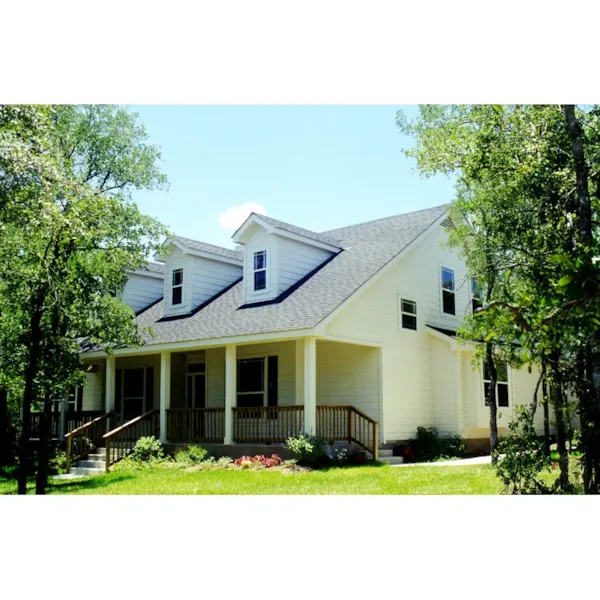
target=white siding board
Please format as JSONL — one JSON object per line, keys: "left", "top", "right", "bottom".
{"left": 121, "top": 273, "right": 164, "bottom": 313}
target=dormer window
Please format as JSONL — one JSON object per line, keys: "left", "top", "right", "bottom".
{"left": 172, "top": 268, "right": 184, "bottom": 305}
{"left": 253, "top": 250, "right": 267, "bottom": 291}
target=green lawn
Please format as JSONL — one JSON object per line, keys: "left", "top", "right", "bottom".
{"left": 1, "top": 463, "right": 511, "bottom": 495}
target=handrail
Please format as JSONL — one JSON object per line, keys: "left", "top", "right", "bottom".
{"left": 166, "top": 408, "right": 225, "bottom": 443}
{"left": 66, "top": 412, "right": 116, "bottom": 471}
{"left": 103, "top": 409, "right": 159, "bottom": 472}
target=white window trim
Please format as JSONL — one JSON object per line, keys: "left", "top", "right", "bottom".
{"left": 482, "top": 361, "right": 511, "bottom": 409}
{"left": 440, "top": 266, "right": 456, "bottom": 316}
{"left": 399, "top": 296, "right": 418, "bottom": 331}
{"left": 252, "top": 249, "right": 270, "bottom": 295}
{"left": 171, "top": 267, "right": 184, "bottom": 307}
{"left": 236, "top": 355, "right": 269, "bottom": 406}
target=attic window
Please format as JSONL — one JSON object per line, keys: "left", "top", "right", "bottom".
{"left": 253, "top": 250, "right": 267, "bottom": 291}
{"left": 172, "top": 268, "right": 183, "bottom": 305}
{"left": 441, "top": 267, "right": 455, "bottom": 315}
{"left": 400, "top": 298, "right": 417, "bottom": 330}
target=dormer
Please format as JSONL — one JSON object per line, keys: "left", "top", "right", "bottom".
{"left": 120, "top": 262, "right": 165, "bottom": 313}
{"left": 233, "top": 213, "right": 342, "bottom": 304}
{"left": 155, "top": 237, "right": 243, "bottom": 318}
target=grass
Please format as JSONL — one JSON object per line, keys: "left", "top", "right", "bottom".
{"left": 0, "top": 463, "right": 514, "bottom": 495}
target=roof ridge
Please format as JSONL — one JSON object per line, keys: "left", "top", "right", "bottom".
{"left": 173, "top": 235, "right": 242, "bottom": 257}
{"left": 321, "top": 203, "right": 449, "bottom": 235}
{"left": 249, "top": 213, "right": 343, "bottom": 248}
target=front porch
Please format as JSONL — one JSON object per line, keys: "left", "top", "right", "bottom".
{"left": 72, "top": 337, "right": 381, "bottom": 467}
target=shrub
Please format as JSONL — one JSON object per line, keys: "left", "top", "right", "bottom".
{"left": 233, "top": 454, "right": 283, "bottom": 469}
{"left": 285, "top": 433, "right": 325, "bottom": 464}
{"left": 48, "top": 449, "right": 67, "bottom": 475}
{"left": 129, "top": 436, "right": 164, "bottom": 463}
{"left": 174, "top": 445, "right": 208, "bottom": 466}
{"left": 399, "top": 426, "right": 466, "bottom": 463}
{"left": 495, "top": 406, "right": 551, "bottom": 494}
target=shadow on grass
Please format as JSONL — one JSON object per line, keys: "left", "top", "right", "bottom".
{"left": 50, "top": 472, "right": 137, "bottom": 494}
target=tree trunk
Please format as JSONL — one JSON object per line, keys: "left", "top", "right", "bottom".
{"left": 35, "top": 394, "right": 52, "bottom": 494}
{"left": 548, "top": 353, "right": 569, "bottom": 491}
{"left": 485, "top": 343, "right": 499, "bottom": 464}
{"left": 17, "top": 306, "right": 44, "bottom": 495}
{"left": 0, "top": 389, "right": 14, "bottom": 466}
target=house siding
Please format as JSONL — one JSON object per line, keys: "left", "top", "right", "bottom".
{"left": 121, "top": 273, "right": 164, "bottom": 314}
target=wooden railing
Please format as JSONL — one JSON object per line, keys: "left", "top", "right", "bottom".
{"left": 29, "top": 410, "right": 103, "bottom": 439}
{"left": 65, "top": 412, "right": 116, "bottom": 471}
{"left": 317, "top": 405, "right": 379, "bottom": 460}
{"left": 167, "top": 408, "right": 225, "bottom": 443}
{"left": 103, "top": 409, "right": 159, "bottom": 472}
{"left": 233, "top": 406, "right": 304, "bottom": 443}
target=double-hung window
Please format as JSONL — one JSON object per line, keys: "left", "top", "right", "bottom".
{"left": 400, "top": 298, "right": 417, "bottom": 330}
{"left": 172, "top": 268, "right": 183, "bottom": 305}
{"left": 237, "top": 358, "right": 265, "bottom": 408}
{"left": 441, "top": 267, "right": 456, "bottom": 315}
{"left": 483, "top": 360, "right": 509, "bottom": 408}
{"left": 253, "top": 250, "right": 267, "bottom": 291}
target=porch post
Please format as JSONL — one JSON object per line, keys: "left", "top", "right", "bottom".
{"left": 59, "top": 397, "right": 67, "bottom": 441}
{"left": 295, "top": 339, "right": 305, "bottom": 405}
{"left": 303, "top": 336, "right": 317, "bottom": 435}
{"left": 224, "top": 344, "right": 236, "bottom": 445}
{"left": 160, "top": 351, "right": 171, "bottom": 443}
{"left": 105, "top": 354, "right": 116, "bottom": 414}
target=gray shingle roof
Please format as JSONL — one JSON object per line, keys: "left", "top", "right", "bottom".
{"left": 125, "top": 204, "right": 448, "bottom": 347}
{"left": 252, "top": 214, "right": 343, "bottom": 249}
{"left": 142, "top": 262, "right": 165, "bottom": 275}
{"left": 173, "top": 236, "right": 243, "bottom": 261}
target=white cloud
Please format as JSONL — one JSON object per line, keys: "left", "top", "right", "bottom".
{"left": 217, "top": 202, "right": 267, "bottom": 230}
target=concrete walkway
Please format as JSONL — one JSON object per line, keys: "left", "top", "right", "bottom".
{"left": 390, "top": 455, "right": 494, "bottom": 468}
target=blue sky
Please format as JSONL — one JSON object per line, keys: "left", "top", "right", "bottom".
{"left": 130, "top": 105, "right": 455, "bottom": 249}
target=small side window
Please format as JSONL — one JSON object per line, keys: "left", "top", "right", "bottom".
{"left": 471, "top": 278, "right": 482, "bottom": 313}
{"left": 441, "top": 267, "right": 456, "bottom": 315}
{"left": 400, "top": 298, "right": 417, "bottom": 331}
{"left": 172, "top": 268, "right": 183, "bottom": 305}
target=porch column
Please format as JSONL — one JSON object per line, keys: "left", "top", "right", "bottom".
{"left": 455, "top": 350, "right": 464, "bottom": 435}
{"left": 295, "top": 339, "right": 305, "bottom": 405}
{"left": 59, "top": 397, "right": 67, "bottom": 441}
{"left": 160, "top": 351, "right": 171, "bottom": 443}
{"left": 105, "top": 354, "right": 116, "bottom": 413}
{"left": 224, "top": 344, "right": 236, "bottom": 445}
{"left": 304, "top": 336, "right": 317, "bottom": 435}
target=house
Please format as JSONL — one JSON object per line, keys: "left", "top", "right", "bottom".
{"left": 66, "top": 204, "right": 548, "bottom": 470}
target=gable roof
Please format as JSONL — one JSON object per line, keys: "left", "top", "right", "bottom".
{"left": 251, "top": 213, "right": 343, "bottom": 249}
{"left": 115, "top": 204, "right": 448, "bottom": 348}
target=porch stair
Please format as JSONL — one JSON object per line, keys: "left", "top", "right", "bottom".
{"left": 377, "top": 447, "right": 403, "bottom": 465}
{"left": 68, "top": 447, "right": 106, "bottom": 476}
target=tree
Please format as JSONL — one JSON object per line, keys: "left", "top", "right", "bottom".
{"left": 0, "top": 105, "right": 169, "bottom": 493}
{"left": 397, "top": 105, "right": 600, "bottom": 492}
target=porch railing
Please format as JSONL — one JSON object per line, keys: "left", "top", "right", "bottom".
{"left": 232, "top": 406, "right": 304, "bottom": 443}
{"left": 167, "top": 408, "right": 225, "bottom": 443}
{"left": 29, "top": 410, "right": 103, "bottom": 439}
{"left": 317, "top": 405, "right": 379, "bottom": 460}
{"left": 103, "top": 409, "right": 159, "bottom": 472}
{"left": 65, "top": 412, "right": 116, "bottom": 471}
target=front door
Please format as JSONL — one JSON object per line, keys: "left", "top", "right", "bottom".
{"left": 187, "top": 363, "right": 206, "bottom": 409}
{"left": 117, "top": 367, "right": 154, "bottom": 423}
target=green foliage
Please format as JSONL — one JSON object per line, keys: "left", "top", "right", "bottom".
{"left": 495, "top": 406, "right": 551, "bottom": 494}
{"left": 285, "top": 433, "right": 325, "bottom": 464}
{"left": 401, "top": 426, "right": 466, "bottom": 463}
{"left": 174, "top": 445, "right": 208, "bottom": 466}
{"left": 129, "top": 436, "right": 165, "bottom": 463}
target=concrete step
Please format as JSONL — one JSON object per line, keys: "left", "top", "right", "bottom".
{"left": 69, "top": 466, "right": 105, "bottom": 476}
{"left": 378, "top": 456, "right": 404, "bottom": 465}
{"left": 77, "top": 460, "right": 105, "bottom": 469}
{"left": 378, "top": 448, "right": 394, "bottom": 457}
{"left": 87, "top": 454, "right": 106, "bottom": 462}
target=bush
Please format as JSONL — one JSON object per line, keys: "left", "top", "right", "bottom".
{"left": 48, "top": 449, "right": 67, "bottom": 475}
{"left": 285, "top": 433, "right": 325, "bottom": 464}
{"left": 174, "top": 445, "right": 208, "bottom": 466}
{"left": 495, "top": 406, "right": 551, "bottom": 494}
{"left": 129, "top": 436, "right": 165, "bottom": 463}
{"left": 399, "top": 426, "right": 466, "bottom": 463}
